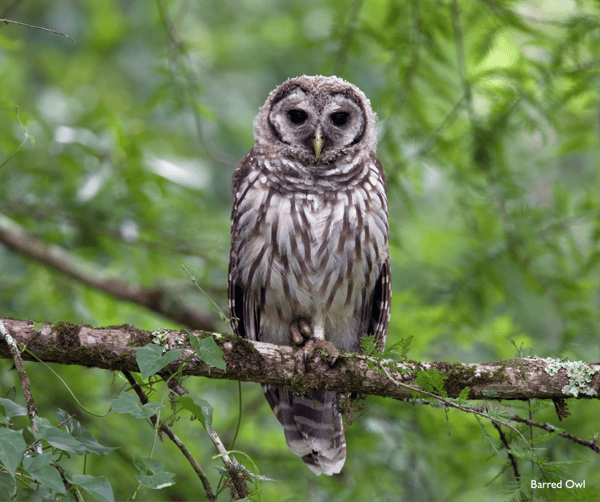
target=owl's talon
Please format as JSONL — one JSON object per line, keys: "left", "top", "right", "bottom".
{"left": 290, "top": 319, "right": 312, "bottom": 346}
{"left": 302, "top": 337, "right": 339, "bottom": 371}
{"left": 299, "top": 319, "right": 311, "bottom": 339}
{"left": 290, "top": 322, "right": 304, "bottom": 346}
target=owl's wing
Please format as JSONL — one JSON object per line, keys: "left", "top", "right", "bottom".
{"left": 361, "top": 154, "right": 391, "bottom": 350}
{"left": 364, "top": 256, "right": 391, "bottom": 349}
{"left": 228, "top": 259, "right": 258, "bottom": 341}
{"left": 228, "top": 151, "right": 261, "bottom": 342}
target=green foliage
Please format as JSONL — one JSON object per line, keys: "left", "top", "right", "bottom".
{"left": 0, "top": 408, "right": 115, "bottom": 501}
{"left": 135, "top": 343, "right": 184, "bottom": 380}
{"left": 456, "top": 386, "right": 471, "bottom": 405}
{"left": 178, "top": 394, "right": 214, "bottom": 428}
{"left": 112, "top": 392, "right": 165, "bottom": 420}
{"left": 70, "top": 474, "right": 114, "bottom": 502}
{"left": 1, "top": 0, "right": 600, "bottom": 499}
{"left": 132, "top": 455, "right": 175, "bottom": 490}
{"left": 415, "top": 368, "right": 447, "bottom": 397}
{"left": 189, "top": 332, "right": 227, "bottom": 371}
{"left": 384, "top": 334, "right": 413, "bottom": 361}
{"left": 360, "top": 334, "right": 383, "bottom": 360}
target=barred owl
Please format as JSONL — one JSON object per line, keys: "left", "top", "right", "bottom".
{"left": 228, "top": 75, "right": 390, "bottom": 476}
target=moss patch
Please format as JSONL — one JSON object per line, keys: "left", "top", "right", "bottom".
{"left": 52, "top": 321, "right": 81, "bottom": 349}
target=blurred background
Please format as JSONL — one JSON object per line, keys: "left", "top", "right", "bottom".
{"left": 1, "top": 0, "right": 599, "bottom": 500}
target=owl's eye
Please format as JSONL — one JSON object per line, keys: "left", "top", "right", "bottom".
{"left": 330, "top": 111, "right": 350, "bottom": 126}
{"left": 288, "top": 109, "right": 308, "bottom": 124}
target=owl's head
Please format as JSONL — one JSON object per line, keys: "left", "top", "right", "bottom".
{"left": 253, "top": 75, "right": 377, "bottom": 166}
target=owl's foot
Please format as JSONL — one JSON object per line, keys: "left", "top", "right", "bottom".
{"left": 290, "top": 319, "right": 338, "bottom": 369}
{"left": 290, "top": 319, "right": 312, "bottom": 346}
{"left": 304, "top": 338, "right": 338, "bottom": 368}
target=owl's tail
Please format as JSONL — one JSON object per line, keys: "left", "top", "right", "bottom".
{"left": 262, "top": 384, "right": 346, "bottom": 476}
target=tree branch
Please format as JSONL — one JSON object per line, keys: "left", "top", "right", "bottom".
{"left": 0, "top": 215, "right": 218, "bottom": 331}
{"left": 0, "top": 18, "right": 75, "bottom": 41}
{"left": 1, "top": 318, "right": 598, "bottom": 402}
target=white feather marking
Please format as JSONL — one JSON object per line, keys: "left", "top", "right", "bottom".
{"left": 312, "top": 314, "right": 325, "bottom": 340}
{"left": 247, "top": 169, "right": 260, "bottom": 184}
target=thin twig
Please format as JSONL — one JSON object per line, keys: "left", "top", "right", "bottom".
{"left": 404, "top": 396, "right": 600, "bottom": 455}
{"left": 164, "top": 377, "right": 248, "bottom": 500}
{"left": 53, "top": 462, "right": 83, "bottom": 501}
{"left": 0, "top": 321, "right": 38, "bottom": 431}
{"left": 123, "top": 371, "right": 217, "bottom": 502}
{"left": 0, "top": 109, "right": 31, "bottom": 171}
{"left": 509, "top": 414, "right": 600, "bottom": 454}
{"left": 0, "top": 18, "right": 75, "bottom": 42}
{"left": 492, "top": 421, "right": 521, "bottom": 481}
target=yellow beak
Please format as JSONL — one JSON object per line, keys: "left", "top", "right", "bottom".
{"left": 313, "top": 129, "right": 323, "bottom": 159}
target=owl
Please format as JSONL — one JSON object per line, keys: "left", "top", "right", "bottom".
{"left": 228, "top": 75, "right": 390, "bottom": 476}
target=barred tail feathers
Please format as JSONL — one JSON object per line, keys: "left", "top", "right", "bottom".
{"left": 263, "top": 384, "right": 346, "bottom": 476}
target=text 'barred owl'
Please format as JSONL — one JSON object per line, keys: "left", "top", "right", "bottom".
{"left": 228, "top": 75, "right": 391, "bottom": 475}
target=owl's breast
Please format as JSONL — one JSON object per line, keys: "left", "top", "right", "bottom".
{"left": 244, "top": 182, "right": 381, "bottom": 278}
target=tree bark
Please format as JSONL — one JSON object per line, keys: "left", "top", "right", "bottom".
{"left": 1, "top": 317, "right": 598, "bottom": 401}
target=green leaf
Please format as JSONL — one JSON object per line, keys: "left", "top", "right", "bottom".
{"left": 189, "top": 333, "right": 226, "bottom": 370}
{"left": 56, "top": 409, "right": 117, "bottom": 454}
{"left": 132, "top": 454, "right": 175, "bottom": 490}
{"left": 14, "top": 484, "right": 42, "bottom": 501}
{"left": 70, "top": 421, "right": 118, "bottom": 455}
{"left": 359, "top": 334, "right": 380, "bottom": 357}
{"left": 132, "top": 454, "right": 163, "bottom": 473}
{"left": 35, "top": 424, "right": 88, "bottom": 455}
{"left": 55, "top": 409, "right": 68, "bottom": 426}
{"left": 0, "top": 398, "right": 27, "bottom": 419}
{"left": 385, "top": 335, "right": 413, "bottom": 361}
{"left": 415, "top": 368, "right": 448, "bottom": 397}
{"left": 29, "top": 413, "right": 116, "bottom": 459}
{"left": 112, "top": 392, "right": 165, "bottom": 419}
{"left": 457, "top": 386, "right": 471, "bottom": 404}
{"left": 0, "top": 473, "right": 13, "bottom": 500}
{"left": 135, "top": 471, "right": 176, "bottom": 490}
{"left": 178, "top": 394, "right": 213, "bottom": 427}
{"left": 0, "top": 429, "right": 26, "bottom": 479}
{"left": 70, "top": 474, "right": 114, "bottom": 502}
{"left": 28, "top": 465, "right": 67, "bottom": 494}
{"left": 22, "top": 451, "right": 53, "bottom": 472}
{"left": 136, "top": 344, "right": 184, "bottom": 380}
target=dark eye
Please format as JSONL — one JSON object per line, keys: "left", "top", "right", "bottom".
{"left": 288, "top": 109, "right": 308, "bottom": 124}
{"left": 330, "top": 111, "right": 349, "bottom": 126}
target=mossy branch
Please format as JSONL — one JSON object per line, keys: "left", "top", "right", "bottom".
{"left": 1, "top": 317, "right": 598, "bottom": 402}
